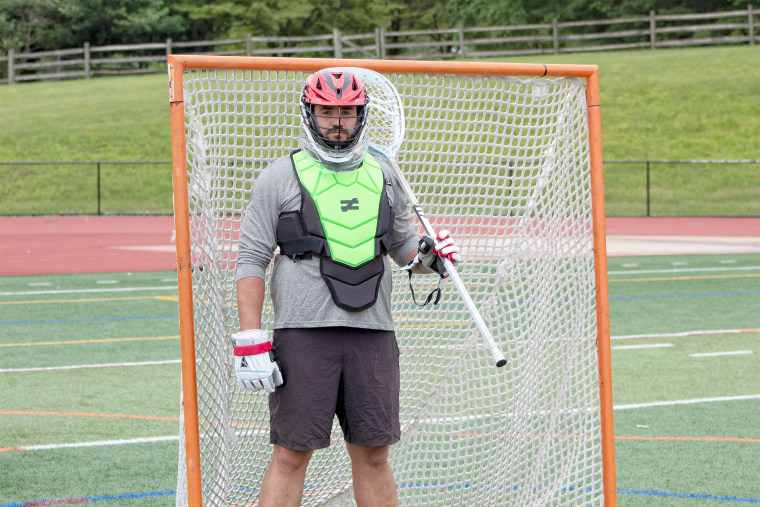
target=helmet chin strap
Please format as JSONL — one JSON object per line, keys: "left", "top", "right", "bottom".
{"left": 297, "top": 134, "right": 367, "bottom": 173}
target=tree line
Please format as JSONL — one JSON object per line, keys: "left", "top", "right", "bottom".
{"left": 0, "top": 0, "right": 750, "bottom": 55}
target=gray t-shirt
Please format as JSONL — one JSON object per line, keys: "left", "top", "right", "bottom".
{"left": 235, "top": 152, "right": 419, "bottom": 331}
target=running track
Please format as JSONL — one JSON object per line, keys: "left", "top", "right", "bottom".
{"left": 1, "top": 216, "right": 758, "bottom": 276}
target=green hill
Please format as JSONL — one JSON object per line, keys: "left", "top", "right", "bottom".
{"left": 1, "top": 45, "right": 758, "bottom": 214}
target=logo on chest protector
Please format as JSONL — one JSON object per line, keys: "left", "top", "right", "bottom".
{"left": 340, "top": 198, "right": 359, "bottom": 212}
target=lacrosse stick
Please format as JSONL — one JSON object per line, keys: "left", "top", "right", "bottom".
{"left": 325, "top": 67, "right": 508, "bottom": 368}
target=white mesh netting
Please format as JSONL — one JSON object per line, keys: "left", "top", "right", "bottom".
{"left": 174, "top": 65, "right": 605, "bottom": 506}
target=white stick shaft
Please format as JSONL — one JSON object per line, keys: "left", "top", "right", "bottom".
{"left": 388, "top": 158, "right": 507, "bottom": 367}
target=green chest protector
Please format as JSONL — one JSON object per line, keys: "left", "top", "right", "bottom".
{"left": 276, "top": 150, "right": 394, "bottom": 312}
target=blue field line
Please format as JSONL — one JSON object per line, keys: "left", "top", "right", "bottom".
{"left": 0, "top": 490, "right": 175, "bottom": 507}
{"left": 5, "top": 488, "right": 759, "bottom": 505}
{"left": 619, "top": 489, "right": 760, "bottom": 503}
{"left": 611, "top": 290, "right": 760, "bottom": 301}
{"left": 0, "top": 315, "right": 178, "bottom": 325}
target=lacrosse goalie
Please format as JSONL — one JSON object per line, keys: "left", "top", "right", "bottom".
{"left": 233, "top": 69, "right": 461, "bottom": 506}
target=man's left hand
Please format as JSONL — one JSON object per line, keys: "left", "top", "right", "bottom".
{"left": 418, "top": 229, "right": 461, "bottom": 278}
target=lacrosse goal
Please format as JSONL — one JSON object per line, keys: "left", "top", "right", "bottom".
{"left": 168, "top": 55, "right": 615, "bottom": 506}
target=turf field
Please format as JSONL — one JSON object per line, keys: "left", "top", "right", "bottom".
{"left": 1, "top": 253, "right": 759, "bottom": 506}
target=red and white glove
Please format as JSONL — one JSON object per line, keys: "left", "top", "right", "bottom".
{"left": 417, "top": 229, "right": 461, "bottom": 278}
{"left": 232, "top": 329, "right": 283, "bottom": 393}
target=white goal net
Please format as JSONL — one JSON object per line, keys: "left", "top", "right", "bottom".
{"left": 171, "top": 57, "right": 613, "bottom": 506}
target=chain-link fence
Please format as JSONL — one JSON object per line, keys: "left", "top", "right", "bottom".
{"left": 1, "top": 159, "right": 758, "bottom": 216}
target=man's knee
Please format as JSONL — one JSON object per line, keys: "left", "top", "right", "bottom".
{"left": 271, "top": 445, "right": 312, "bottom": 474}
{"left": 347, "top": 444, "right": 390, "bottom": 470}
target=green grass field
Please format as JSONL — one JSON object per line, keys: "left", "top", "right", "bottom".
{"left": 1, "top": 253, "right": 759, "bottom": 506}
{"left": 1, "top": 45, "right": 759, "bottom": 215}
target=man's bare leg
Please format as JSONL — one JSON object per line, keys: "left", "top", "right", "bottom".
{"left": 346, "top": 443, "right": 398, "bottom": 507}
{"left": 258, "top": 445, "right": 313, "bottom": 507}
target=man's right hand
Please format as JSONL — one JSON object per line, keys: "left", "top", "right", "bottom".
{"left": 232, "top": 329, "right": 283, "bottom": 393}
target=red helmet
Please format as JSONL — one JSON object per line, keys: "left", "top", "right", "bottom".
{"left": 300, "top": 70, "right": 369, "bottom": 157}
{"left": 303, "top": 69, "right": 367, "bottom": 107}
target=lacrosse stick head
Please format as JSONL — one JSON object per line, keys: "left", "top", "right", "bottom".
{"left": 322, "top": 67, "right": 406, "bottom": 161}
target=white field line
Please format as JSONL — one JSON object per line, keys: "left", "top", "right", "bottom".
{"left": 7, "top": 435, "right": 178, "bottom": 452}
{"left": 0, "top": 286, "right": 177, "bottom": 296}
{"left": 612, "top": 328, "right": 759, "bottom": 340}
{"left": 614, "top": 394, "right": 760, "bottom": 410}
{"left": 0, "top": 359, "right": 181, "bottom": 374}
{"left": 611, "top": 343, "right": 673, "bottom": 350}
{"left": 6, "top": 395, "right": 760, "bottom": 452}
{"left": 608, "top": 265, "right": 760, "bottom": 275}
{"left": 689, "top": 350, "right": 753, "bottom": 358}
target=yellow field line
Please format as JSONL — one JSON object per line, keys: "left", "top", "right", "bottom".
{"left": 0, "top": 335, "right": 179, "bottom": 347}
{"left": 0, "top": 295, "right": 176, "bottom": 305}
{"left": 610, "top": 273, "right": 760, "bottom": 283}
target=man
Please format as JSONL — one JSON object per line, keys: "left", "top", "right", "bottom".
{"left": 233, "top": 69, "right": 461, "bottom": 507}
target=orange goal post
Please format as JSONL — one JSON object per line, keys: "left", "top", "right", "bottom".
{"left": 168, "top": 55, "right": 615, "bottom": 506}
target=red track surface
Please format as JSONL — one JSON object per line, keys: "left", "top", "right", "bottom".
{"left": 0, "top": 216, "right": 176, "bottom": 276}
{"left": 1, "top": 216, "right": 758, "bottom": 276}
{"left": 605, "top": 216, "right": 759, "bottom": 237}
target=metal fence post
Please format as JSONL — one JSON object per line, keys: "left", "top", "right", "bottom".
{"left": 97, "top": 162, "right": 102, "bottom": 215}
{"left": 646, "top": 161, "right": 651, "bottom": 217}
{"left": 7, "top": 49, "right": 14, "bottom": 85}
{"left": 650, "top": 10, "right": 657, "bottom": 49}
{"left": 246, "top": 34, "right": 252, "bottom": 56}
{"left": 166, "top": 38, "right": 173, "bottom": 56}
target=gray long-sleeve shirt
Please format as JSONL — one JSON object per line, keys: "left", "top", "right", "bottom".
{"left": 235, "top": 152, "right": 419, "bottom": 331}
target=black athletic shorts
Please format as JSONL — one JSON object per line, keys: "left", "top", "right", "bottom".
{"left": 268, "top": 327, "right": 401, "bottom": 451}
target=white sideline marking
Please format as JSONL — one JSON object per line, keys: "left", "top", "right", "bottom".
{"left": 0, "top": 286, "right": 177, "bottom": 296}
{"left": 614, "top": 394, "right": 760, "bottom": 410}
{"left": 96, "top": 280, "right": 118, "bottom": 284}
{"left": 13, "top": 435, "right": 179, "bottom": 452}
{"left": 611, "top": 343, "right": 673, "bottom": 350}
{"left": 689, "top": 350, "right": 753, "bottom": 358}
{"left": 27, "top": 283, "right": 51, "bottom": 287}
{"left": 0, "top": 360, "right": 180, "bottom": 374}
{"left": 671, "top": 262, "right": 688, "bottom": 266}
{"left": 721, "top": 260, "right": 737, "bottom": 264}
{"left": 612, "top": 329, "right": 757, "bottom": 340}
{"left": 608, "top": 265, "right": 760, "bottom": 275}
{"left": 109, "top": 245, "right": 175, "bottom": 252}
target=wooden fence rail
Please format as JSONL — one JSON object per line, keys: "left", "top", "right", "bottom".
{"left": 1, "top": 6, "right": 757, "bottom": 84}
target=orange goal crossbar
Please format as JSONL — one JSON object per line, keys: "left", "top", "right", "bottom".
{"left": 167, "top": 55, "right": 615, "bottom": 506}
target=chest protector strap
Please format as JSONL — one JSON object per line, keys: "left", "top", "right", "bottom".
{"left": 276, "top": 150, "right": 394, "bottom": 312}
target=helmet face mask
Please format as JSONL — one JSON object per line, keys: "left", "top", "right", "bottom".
{"left": 300, "top": 70, "right": 370, "bottom": 170}
{"left": 303, "top": 104, "right": 367, "bottom": 151}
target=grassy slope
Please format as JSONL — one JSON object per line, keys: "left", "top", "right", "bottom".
{"left": 1, "top": 45, "right": 758, "bottom": 214}
{"left": 0, "top": 74, "right": 170, "bottom": 161}
{"left": 505, "top": 45, "right": 760, "bottom": 160}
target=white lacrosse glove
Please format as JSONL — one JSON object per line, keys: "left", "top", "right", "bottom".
{"left": 415, "top": 229, "right": 461, "bottom": 279}
{"left": 232, "top": 329, "right": 283, "bottom": 393}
